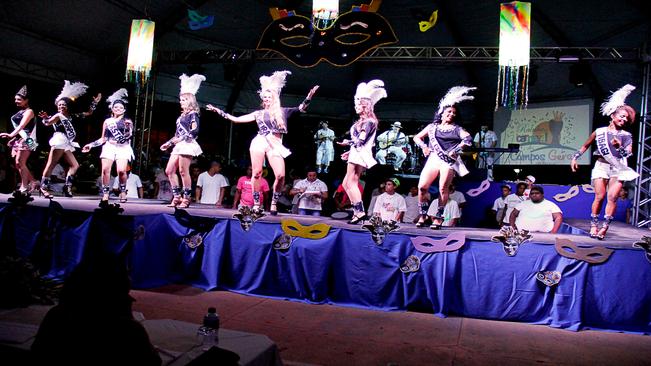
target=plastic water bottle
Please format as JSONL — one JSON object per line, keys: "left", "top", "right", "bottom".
{"left": 198, "top": 307, "right": 220, "bottom": 350}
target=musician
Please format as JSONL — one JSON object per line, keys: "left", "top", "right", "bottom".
{"left": 473, "top": 125, "right": 498, "bottom": 169}
{"left": 375, "top": 121, "right": 408, "bottom": 171}
{"left": 314, "top": 120, "right": 335, "bottom": 174}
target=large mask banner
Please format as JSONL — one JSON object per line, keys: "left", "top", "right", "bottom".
{"left": 494, "top": 99, "right": 593, "bottom": 165}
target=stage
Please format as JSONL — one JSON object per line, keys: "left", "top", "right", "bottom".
{"left": 1, "top": 194, "right": 650, "bottom": 334}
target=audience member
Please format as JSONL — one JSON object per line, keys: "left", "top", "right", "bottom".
{"left": 403, "top": 185, "right": 422, "bottom": 224}
{"left": 334, "top": 182, "right": 363, "bottom": 212}
{"left": 153, "top": 168, "right": 172, "bottom": 201}
{"left": 427, "top": 198, "right": 461, "bottom": 227}
{"left": 502, "top": 182, "right": 527, "bottom": 227}
{"left": 448, "top": 183, "right": 466, "bottom": 209}
{"left": 31, "top": 259, "right": 162, "bottom": 365}
{"left": 372, "top": 178, "right": 407, "bottom": 222}
{"left": 234, "top": 166, "right": 270, "bottom": 209}
{"left": 492, "top": 184, "right": 511, "bottom": 226}
{"left": 510, "top": 185, "right": 563, "bottom": 233}
{"left": 615, "top": 188, "right": 633, "bottom": 224}
{"left": 367, "top": 182, "right": 385, "bottom": 215}
{"left": 112, "top": 167, "right": 143, "bottom": 198}
{"left": 523, "top": 175, "right": 536, "bottom": 199}
{"left": 195, "top": 161, "right": 229, "bottom": 206}
{"left": 190, "top": 164, "right": 201, "bottom": 201}
{"left": 290, "top": 170, "right": 328, "bottom": 216}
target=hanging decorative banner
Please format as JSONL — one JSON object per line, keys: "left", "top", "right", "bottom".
{"left": 188, "top": 9, "right": 214, "bottom": 30}
{"left": 536, "top": 270, "right": 562, "bottom": 287}
{"left": 418, "top": 10, "right": 438, "bottom": 32}
{"left": 496, "top": 1, "right": 531, "bottom": 110}
{"left": 411, "top": 232, "right": 466, "bottom": 253}
{"left": 126, "top": 19, "right": 155, "bottom": 85}
{"left": 258, "top": 1, "right": 397, "bottom": 67}
{"left": 362, "top": 216, "right": 399, "bottom": 245}
{"left": 312, "top": 0, "right": 339, "bottom": 30}
{"left": 554, "top": 238, "right": 613, "bottom": 264}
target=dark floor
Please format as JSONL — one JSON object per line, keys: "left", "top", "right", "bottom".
{"left": 132, "top": 285, "right": 651, "bottom": 366}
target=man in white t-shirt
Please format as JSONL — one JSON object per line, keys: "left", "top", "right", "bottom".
{"left": 372, "top": 178, "right": 407, "bottom": 222}
{"left": 502, "top": 182, "right": 527, "bottom": 226}
{"left": 195, "top": 162, "right": 229, "bottom": 206}
{"left": 523, "top": 175, "right": 536, "bottom": 199}
{"left": 112, "top": 171, "right": 143, "bottom": 198}
{"left": 290, "top": 170, "right": 328, "bottom": 216}
{"left": 448, "top": 183, "right": 466, "bottom": 209}
{"left": 427, "top": 198, "right": 461, "bottom": 227}
{"left": 474, "top": 125, "right": 498, "bottom": 168}
{"left": 403, "top": 186, "right": 421, "bottom": 224}
{"left": 510, "top": 185, "right": 563, "bottom": 233}
{"left": 154, "top": 168, "right": 172, "bottom": 201}
{"left": 492, "top": 185, "right": 511, "bottom": 226}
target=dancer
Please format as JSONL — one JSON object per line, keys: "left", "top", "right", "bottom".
{"left": 571, "top": 84, "right": 638, "bottom": 239}
{"left": 82, "top": 88, "right": 134, "bottom": 203}
{"left": 0, "top": 85, "right": 38, "bottom": 194}
{"left": 413, "top": 86, "right": 475, "bottom": 229}
{"left": 160, "top": 74, "right": 206, "bottom": 208}
{"left": 38, "top": 81, "right": 101, "bottom": 198}
{"left": 337, "top": 79, "right": 387, "bottom": 224}
{"left": 207, "top": 71, "right": 319, "bottom": 215}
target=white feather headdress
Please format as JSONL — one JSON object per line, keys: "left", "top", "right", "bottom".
{"left": 600, "top": 84, "right": 635, "bottom": 116}
{"left": 55, "top": 80, "right": 88, "bottom": 103}
{"left": 354, "top": 79, "right": 387, "bottom": 106}
{"left": 437, "top": 86, "right": 477, "bottom": 114}
{"left": 179, "top": 74, "right": 206, "bottom": 95}
{"left": 259, "top": 70, "right": 291, "bottom": 95}
{"left": 106, "top": 88, "right": 128, "bottom": 108}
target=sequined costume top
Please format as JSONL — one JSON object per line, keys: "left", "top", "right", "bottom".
{"left": 254, "top": 107, "right": 300, "bottom": 136}
{"left": 174, "top": 112, "right": 199, "bottom": 142}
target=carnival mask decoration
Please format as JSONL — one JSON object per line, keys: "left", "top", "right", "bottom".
{"left": 554, "top": 238, "right": 614, "bottom": 264}
{"left": 400, "top": 255, "right": 421, "bottom": 273}
{"left": 535, "top": 270, "right": 562, "bottom": 287}
{"left": 95, "top": 199, "right": 124, "bottom": 216}
{"left": 273, "top": 233, "right": 294, "bottom": 251}
{"left": 281, "top": 219, "right": 330, "bottom": 239}
{"left": 633, "top": 236, "right": 651, "bottom": 264}
{"left": 7, "top": 189, "right": 33, "bottom": 206}
{"left": 258, "top": 1, "right": 398, "bottom": 67}
{"left": 362, "top": 215, "right": 399, "bottom": 245}
{"left": 411, "top": 232, "right": 466, "bottom": 253}
{"left": 491, "top": 226, "right": 532, "bottom": 257}
{"left": 183, "top": 233, "right": 204, "bottom": 249}
{"left": 233, "top": 206, "right": 264, "bottom": 232}
{"left": 133, "top": 224, "right": 146, "bottom": 241}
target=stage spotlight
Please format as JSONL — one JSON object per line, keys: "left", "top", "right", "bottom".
{"left": 569, "top": 63, "right": 590, "bottom": 87}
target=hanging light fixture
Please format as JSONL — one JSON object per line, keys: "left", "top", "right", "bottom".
{"left": 312, "top": 0, "right": 339, "bottom": 30}
{"left": 496, "top": 1, "right": 531, "bottom": 110}
{"left": 125, "top": 19, "right": 156, "bottom": 85}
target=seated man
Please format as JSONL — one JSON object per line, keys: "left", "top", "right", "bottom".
{"left": 427, "top": 197, "right": 461, "bottom": 227}
{"left": 372, "top": 178, "right": 407, "bottom": 222}
{"left": 375, "top": 122, "right": 408, "bottom": 171}
{"left": 510, "top": 185, "right": 563, "bottom": 233}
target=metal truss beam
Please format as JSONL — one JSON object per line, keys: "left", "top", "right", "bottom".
{"left": 158, "top": 47, "right": 640, "bottom": 64}
{"left": 634, "top": 62, "right": 651, "bottom": 227}
{"left": 0, "top": 56, "right": 79, "bottom": 83}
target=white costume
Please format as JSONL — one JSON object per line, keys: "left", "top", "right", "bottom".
{"left": 346, "top": 80, "right": 387, "bottom": 169}
{"left": 376, "top": 122, "right": 408, "bottom": 170}
{"left": 315, "top": 124, "right": 335, "bottom": 171}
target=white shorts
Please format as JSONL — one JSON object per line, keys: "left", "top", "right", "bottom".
{"left": 249, "top": 134, "right": 291, "bottom": 158}
{"left": 49, "top": 132, "right": 79, "bottom": 152}
{"left": 591, "top": 159, "right": 638, "bottom": 182}
{"left": 100, "top": 142, "right": 134, "bottom": 161}
{"left": 347, "top": 145, "right": 376, "bottom": 169}
{"left": 171, "top": 140, "right": 202, "bottom": 156}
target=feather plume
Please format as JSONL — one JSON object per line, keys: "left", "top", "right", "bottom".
{"left": 600, "top": 84, "right": 635, "bottom": 116}
{"left": 259, "top": 70, "right": 291, "bottom": 95}
{"left": 106, "top": 88, "right": 128, "bottom": 107}
{"left": 437, "top": 86, "right": 477, "bottom": 114}
{"left": 179, "top": 74, "right": 206, "bottom": 95}
{"left": 55, "top": 80, "right": 88, "bottom": 103}
{"left": 354, "top": 79, "right": 387, "bottom": 105}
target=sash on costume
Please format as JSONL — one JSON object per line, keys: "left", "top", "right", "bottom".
{"left": 595, "top": 127, "right": 638, "bottom": 181}
{"left": 175, "top": 116, "right": 194, "bottom": 142}
{"left": 107, "top": 119, "right": 129, "bottom": 144}
{"left": 428, "top": 125, "right": 469, "bottom": 176}
{"left": 58, "top": 116, "right": 77, "bottom": 142}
